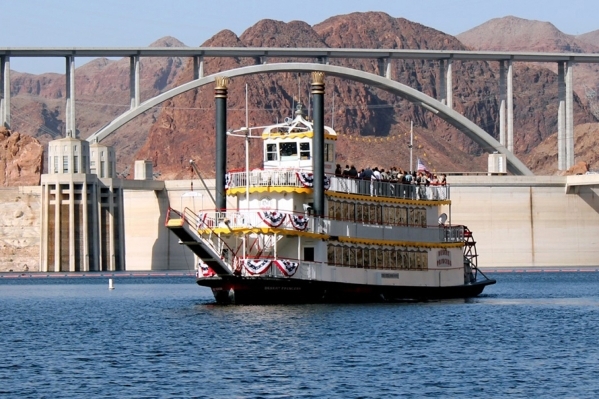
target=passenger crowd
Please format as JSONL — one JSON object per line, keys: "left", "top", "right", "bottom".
{"left": 333, "top": 164, "right": 447, "bottom": 187}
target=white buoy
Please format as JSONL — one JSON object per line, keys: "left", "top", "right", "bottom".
{"left": 109, "top": 278, "right": 115, "bottom": 290}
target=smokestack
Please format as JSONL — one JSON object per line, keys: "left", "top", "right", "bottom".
{"left": 311, "top": 71, "right": 325, "bottom": 217}
{"left": 214, "top": 76, "right": 229, "bottom": 211}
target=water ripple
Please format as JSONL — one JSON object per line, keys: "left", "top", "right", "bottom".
{"left": 0, "top": 273, "right": 598, "bottom": 398}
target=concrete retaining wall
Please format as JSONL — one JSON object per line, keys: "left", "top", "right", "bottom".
{"left": 3, "top": 175, "right": 598, "bottom": 271}
{"left": 447, "top": 176, "right": 599, "bottom": 268}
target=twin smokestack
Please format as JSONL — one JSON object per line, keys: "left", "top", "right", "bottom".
{"left": 214, "top": 72, "right": 326, "bottom": 216}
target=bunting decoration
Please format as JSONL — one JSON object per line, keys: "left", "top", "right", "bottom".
{"left": 290, "top": 214, "right": 309, "bottom": 231}
{"left": 273, "top": 259, "right": 300, "bottom": 277}
{"left": 244, "top": 259, "right": 272, "bottom": 275}
{"left": 197, "top": 261, "right": 216, "bottom": 278}
{"left": 196, "top": 212, "right": 208, "bottom": 229}
{"left": 296, "top": 171, "right": 314, "bottom": 187}
{"left": 259, "top": 211, "right": 286, "bottom": 227}
{"left": 296, "top": 172, "right": 331, "bottom": 190}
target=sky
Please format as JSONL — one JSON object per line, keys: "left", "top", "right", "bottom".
{"left": 2, "top": 0, "right": 598, "bottom": 74}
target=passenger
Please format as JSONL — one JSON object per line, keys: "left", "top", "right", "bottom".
{"left": 438, "top": 174, "right": 447, "bottom": 200}
{"left": 430, "top": 174, "right": 439, "bottom": 200}
{"left": 348, "top": 165, "right": 358, "bottom": 178}
{"left": 342, "top": 164, "right": 350, "bottom": 177}
{"left": 371, "top": 167, "right": 381, "bottom": 197}
{"left": 334, "top": 164, "right": 342, "bottom": 176}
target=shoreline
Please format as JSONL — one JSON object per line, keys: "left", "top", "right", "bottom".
{"left": 1, "top": 267, "right": 598, "bottom": 279}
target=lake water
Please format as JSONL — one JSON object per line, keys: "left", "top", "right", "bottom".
{"left": 1, "top": 272, "right": 598, "bottom": 398}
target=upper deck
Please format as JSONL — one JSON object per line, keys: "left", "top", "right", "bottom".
{"left": 226, "top": 169, "right": 450, "bottom": 203}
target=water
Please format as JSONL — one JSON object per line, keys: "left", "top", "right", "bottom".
{"left": 1, "top": 272, "right": 598, "bottom": 398}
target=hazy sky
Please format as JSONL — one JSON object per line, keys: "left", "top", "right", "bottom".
{"left": 3, "top": 0, "right": 598, "bottom": 74}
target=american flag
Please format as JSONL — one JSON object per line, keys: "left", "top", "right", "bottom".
{"left": 417, "top": 158, "right": 429, "bottom": 172}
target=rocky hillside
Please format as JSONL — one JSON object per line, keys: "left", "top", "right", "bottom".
{"left": 457, "top": 15, "right": 599, "bottom": 172}
{"left": 457, "top": 16, "right": 597, "bottom": 52}
{"left": 135, "top": 12, "right": 595, "bottom": 179}
{"left": 457, "top": 16, "right": 599, "bottom": 113}
{"left": 577, "top": 29, "right": 599, "bottom": 47}
{"left": 0, "top": 127, "right": 43, "bottom": 186}
{"left": 6, "top": 12, "right": 599, "bottom": 180}
{"left": 10, "top": 36, "right": 186, "bottom": 177}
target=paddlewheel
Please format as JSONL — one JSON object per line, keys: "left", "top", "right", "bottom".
{"left": 462, "top": 226, "right": 479, "bottom": 281}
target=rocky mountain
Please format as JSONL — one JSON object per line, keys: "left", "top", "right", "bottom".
{"left": 10, "top": 36, "right": 186, "bottom": 176}
{"left": 577, "top": 29, "right": 599, "bottom": 47}
{"left": 457, "top": 15, "right": 599, "bottom": 172}
{"left": 136, "top": 12, "right": 595, "bottom": 179}
{"left": 5, "top": 12, "right": 599, "bottom": 182}
{"left": 457, "top": 16, "right": 599, "bottom": 103}
{"left": 457, "top": 16, "right": 597, "bottom": 53}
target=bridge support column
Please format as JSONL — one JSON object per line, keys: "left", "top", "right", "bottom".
{"left": 507, "top": 59, "right": 514, "bottom": 153}
{"left": 439, "top": 59, "right": 446, "bottom": 105}
{"left": 65, "top": 56, "right": 76, "bottom": 137}
{"left": 557, "top": 62, "right": 566, "bottom": 170}
{"left": 565, "top": 60, "right": 574, "bottom": 169}
{"left": 499, "top": 61, "right": 506, "bottom": 146}
{"left": 0, "top": 56, "right": 10, "bottom": 129}
{"left": 130, "top": 55, "right": 140, "bottom": 109}
{"left": 214, "top": 76, "right": 229, "bottom": 211}
{"left": 446, "top": 58, "right": 453, "bottom": 109}
{"left": 378, "top": 58, "right": 392, "bottom": 79}
{"left": 193, "top": 56, "right": 204, "bottom": 79}
{"left": 311, "top": 71, "right": 325, "bottom": 217}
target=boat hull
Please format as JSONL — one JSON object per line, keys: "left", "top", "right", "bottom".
{"left": 197, "top": 276, "right": 496, "bottom": 304}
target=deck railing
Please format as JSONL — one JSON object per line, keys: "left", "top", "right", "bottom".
{"left": 227, "top": 169, "right": 450, "bottom": 201}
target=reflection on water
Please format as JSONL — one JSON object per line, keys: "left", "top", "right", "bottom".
{"left": 1, "top": 272, "right": 599, "bottom": 398}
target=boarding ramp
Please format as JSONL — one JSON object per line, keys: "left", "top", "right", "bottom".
{"left": 165, "top": 208, "right": 232, "bottom": 275}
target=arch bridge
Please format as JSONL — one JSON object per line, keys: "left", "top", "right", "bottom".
{"left": 3, "top": 47, "right": 598, "bottom": 174}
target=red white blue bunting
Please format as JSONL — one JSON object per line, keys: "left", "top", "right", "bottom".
{"left": 296, "top": 172, "right": 330, "bottom": 190}
{"left": 243, "top": 259, "right": 272, "bottom": 275}
{"left": 259, "top": 210, "right": 286, "bottom": 227}
{"left": 273, "top": 259, "right": 299, "bottom": 277}
{"left": 197, "top": 261, "right": 216, "bottom": 277}
{"left": 290, "top": 214, "right": 309, "bottom": 231}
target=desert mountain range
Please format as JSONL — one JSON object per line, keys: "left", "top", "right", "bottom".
{"left": 3, "top": 12, "right": 599, "bottom": 184}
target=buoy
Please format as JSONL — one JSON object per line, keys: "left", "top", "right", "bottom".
{"left": 109, "top": 278, "right": 115, "bottom": 290}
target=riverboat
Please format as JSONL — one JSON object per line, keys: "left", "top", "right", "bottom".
{"left": 166, "top": 103, "right": 495, "bottom": 304}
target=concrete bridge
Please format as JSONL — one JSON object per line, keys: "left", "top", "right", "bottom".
{"left": 2, "top": 47, "right": 599, "bottom": 173}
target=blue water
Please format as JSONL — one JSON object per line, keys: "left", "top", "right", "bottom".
{"left": 1, "top": 272, "right": 598, "bottom": 398}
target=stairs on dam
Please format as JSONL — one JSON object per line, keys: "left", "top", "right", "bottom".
{"left": 165, "top": 209, "right": 232, "bottom": 275}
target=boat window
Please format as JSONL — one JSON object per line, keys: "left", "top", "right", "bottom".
{"left": 324, "top": 143, "right": 334, "bottom": 162}
{"left": 279, "top": 142, "right": 298, "bottom": 160}
{"left": 266, "top": 143, "right": 278, "bottom": 161}
{"left": 304, "top": 247, "right": 314, "bottom": 262}
{"left": 300, "top": 142, "right": 310, "bottom": 160}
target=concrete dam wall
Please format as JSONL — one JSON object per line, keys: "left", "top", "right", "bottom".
{"left": 1, "top": 176, "right": 597, "bottom": 272}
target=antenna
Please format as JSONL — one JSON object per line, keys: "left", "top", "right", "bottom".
{"left": 245, "top": 83, "right": 248, "bottom": 128}
{"left": 298, "top": 74, "right": 301, "bottom": 105}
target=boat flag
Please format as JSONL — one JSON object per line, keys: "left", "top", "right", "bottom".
{"left": 417, "top": 158, "right": 429, "bottom": 173}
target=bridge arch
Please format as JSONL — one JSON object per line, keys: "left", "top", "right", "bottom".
{"left": 87, "top": 63, "right": 532, "bottom": 175}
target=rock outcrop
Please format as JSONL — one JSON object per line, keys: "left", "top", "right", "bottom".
{"left": 134, "top": 12, "right": 596, "bottom": 179}
{"left": 0, "top": 127, "right": 43, "bottom": 186}
{"left": 0, "top": 187, "right": 40, "bottom": 272}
